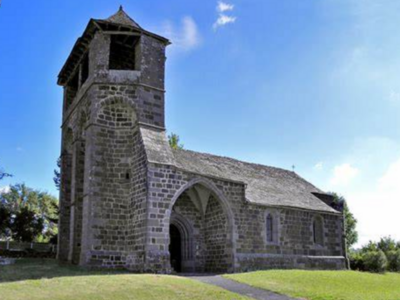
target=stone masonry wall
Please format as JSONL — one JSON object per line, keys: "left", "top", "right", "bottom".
{"left": 83, "top": 99, "right": 136, "bottom": 268}
{"left": 204, "top": 196, "right": 230, "bottom": 273}
{"left": 57, "top": 151, "right": 72, "bottom": 262}
{"left": 70, "top": 139, "right": 85, "bottom": 264}
{"left": 145, "top": 161, "right": 345, "bottom": 273}
{"left": 144, "top": 162, "right": 239, "bottom": 273}
{"left": 125, "top": 129, "right": 148, "bottom": 271}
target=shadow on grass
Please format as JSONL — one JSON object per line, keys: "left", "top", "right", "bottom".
{"left": 0, "top": 258, "right": 129, "bottom": 284}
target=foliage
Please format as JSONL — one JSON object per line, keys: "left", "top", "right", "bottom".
{"left": 377, "top": 236, "right": 398, "bottom": 254}
{"left": 225, "top": 270, "right": 400, "bottom": 300}
{"left": 362, "top": 250, "right": 388, "bottom": 273}
{"left": 360, "top": 240, "right": 379, "bottom": 253}
{"left": 349, "top": 250, "right": 365, "bottom": 271}
{"left": 168, "top": 133, "right": 184, "bottom": 150}
{"left": 0, "top": 184, "right": 59, "bottom": 243}
{"left": 351, "top": 237, "right": 400, "bottom": 273}
{"left": 330, "top": 193, "right": 358, "bottom": 250}
{"left": 53, "top": 157, "right": 61, "bottom": 190}
{"left": 387, "top": 250, "right": 400, "bottom": 272}
{"left": 0, "top": 259, "right": 249, "bottom": 300}
{"left": 10, "top": 207, "right": 44, "bottom": 242}
{"left": 0, "top": 205, "right": 11, "bottom": 238}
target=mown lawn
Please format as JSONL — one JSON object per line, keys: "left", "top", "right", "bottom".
{"left": 225, "top": 270, "right": 400, "bottom": 300}
{"left": 0, "top": 259, "right": 249, "bottom": 300}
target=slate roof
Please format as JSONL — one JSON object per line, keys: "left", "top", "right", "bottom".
{"left": 140, "top": 127, "right": 339, "bottom": 214}
{"left": 105, "top": 6, "right": 142, "bottom": 29}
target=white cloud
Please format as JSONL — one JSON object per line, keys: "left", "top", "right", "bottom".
{"left": 217, "top": 1, "right": 234, "bottom": 13}
{"left": 307, "top": 137, "right": 400, "bottom": 248}
{"left": 213, "top": 1, "right": 236, "bottom": 30}
{"left": 314, "top": 162, "right": 324, "bottom": 170}
{"left": 0, "top": 186, "right": 10, "bottom": 194}
{"left": 213, "top": 14, "right": 237, "bottom": 30}
{"left": 378, "top": 157, "right": 400, "bottom": 191}
{"left": 329, "top": 163, "right": 359, "bottom": 186}
{"left": 347, "top": 157, "right": 400, "bottom": 247}
{"left": 162, "top": 16, "right": 201, "bottom": 52}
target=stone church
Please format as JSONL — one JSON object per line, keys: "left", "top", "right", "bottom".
{"left": 57, "top": 8, "right": 347, "bottom": 273}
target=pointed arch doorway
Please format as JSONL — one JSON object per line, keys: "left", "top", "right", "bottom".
{"left": 169, "top": 212, "right": 195, "bottom": 273}
{"left": 169, "top": 224, "right": 182, "bottom": 272}
{"left": 167, "top": 178, "right": 236, "bottom": 273}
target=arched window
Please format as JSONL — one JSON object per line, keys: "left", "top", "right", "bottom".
{"left": 313, "top": 215, "right": 324, "bottom": 246}
{"left": 266, "top": 214, "right": 274, "bottom": 243}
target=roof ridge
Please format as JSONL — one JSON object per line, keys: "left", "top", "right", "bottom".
{"left": 173, "top": 148, "right": 294, "bottom": 174}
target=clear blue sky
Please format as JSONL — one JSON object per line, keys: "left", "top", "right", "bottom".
{"left": 1, "top": 0, "right": 400, "bottom": 246}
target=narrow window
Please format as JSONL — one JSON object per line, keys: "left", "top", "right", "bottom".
{"left": 266, "top": 214, "right": 273, "bottom": 243}
{"left": 313, "top": 216, "right": 324, "bottom": 246}
{"left": 313, "top": 220, "right": 317, "bottom": 243}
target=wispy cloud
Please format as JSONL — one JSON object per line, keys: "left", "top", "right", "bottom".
{"left": 217, "top": 1, "right": 234, "bottom": 13}
{"left": 162, "top": 16, "right": 201, "bottom": 52}
{"left": 213, "top": 1, "right": 236, "bottom": 30}
{"left": 16, "top": 146, "right": 23, "bottom": 152}
{"left": 329, "top": 163, "right": 359, "bottom": 186}
{"left": 314, "top": 162, "right": 324, "bottom": 170}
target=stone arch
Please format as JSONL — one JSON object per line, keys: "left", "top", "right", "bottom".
{"left": 170, "top": 212, "right": 195, "bottom": 272}
{"left": 167, "top": 177, "right": 236, "bottom": 273}
{"left": 170, "top": 212, "right": 194, "bottom": 261}
{"left": 167, "top": 178, "right": 235, "bottom": 227}
{"left": 95, "top": 96, "right": 138, "bottom": 128}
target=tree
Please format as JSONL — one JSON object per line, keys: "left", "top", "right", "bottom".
{"left": 168, "top": 133, "right": 184, "bottom": 150}
{"left": 0, "top": 205, "right": 11, "bottom": 239}
{"left": 53, "top": 157, "right": 61, "bottom": 190}
{"left": 330, "top": 193, "right": 358, "bottom": 251}
{"left": 377, "top": 236, "right": 397, "bottom": 253}
{"left": 0, "top": 184, "right": 59, "bottom": 242}
{"left": 10, "top": 207, "right": 44, "bottom": 242}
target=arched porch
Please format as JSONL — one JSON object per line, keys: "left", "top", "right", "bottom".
{"left": 166, "top": 178, "right": 236, "bottom": 273}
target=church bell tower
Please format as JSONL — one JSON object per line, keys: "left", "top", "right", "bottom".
{"left": 57, "top": 7, "right": 170, "bottom": 268}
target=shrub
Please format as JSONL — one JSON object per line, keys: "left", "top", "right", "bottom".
{"left": 387, "top": 250, "right": 400, "bottom": 272}
{"left": 363, "top": 250, "right": 387, "bottom": 273}
{"left": 349, "top": 251, "right": 365, "bottom": 271}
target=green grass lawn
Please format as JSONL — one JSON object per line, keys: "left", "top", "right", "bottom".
{"left": 0, "top": 259, "right": 249, "bottom": 300}
{"left": 225, "top": 270, "right": 400, "bottom": 300}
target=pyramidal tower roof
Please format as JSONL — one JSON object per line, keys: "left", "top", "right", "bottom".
{"left": 104, "top": 6, "right": 142, "bottom": 29}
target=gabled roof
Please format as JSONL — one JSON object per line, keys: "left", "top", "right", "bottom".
{"left": 140, "top": 127, "right": 340, "bottom": 214}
